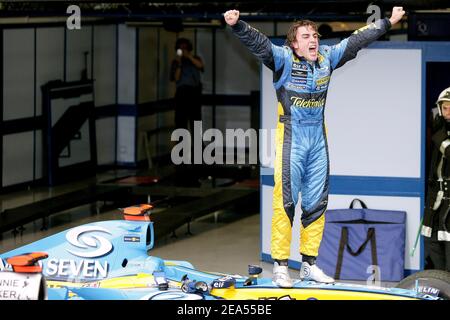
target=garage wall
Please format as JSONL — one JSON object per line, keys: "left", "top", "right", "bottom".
{"left": 66, "top": 26, "right": 92, "bottom": 82}
{"left": 2, "top": 29, "right": 36, "bottom": 187}
{"left": 1, "top": 24, "right": 118, "bottom": 187}
{"left": 93, "top": 25, "right": 117, "bottom": 107}
{"left": 0, "top": 20, "right": 274, "bottom": 187}
{"left": 3, "top": 29, "right": 35, "bottom": 121}
{"left": 93, "top": 25, "right": 117, "bottom": 166}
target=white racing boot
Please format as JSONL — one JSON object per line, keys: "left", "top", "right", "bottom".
{"left": 272, "top": 262, "right": 293, "bottom": 288}
{"left": 299, "top": 262, "right": 335, "bottom": 284}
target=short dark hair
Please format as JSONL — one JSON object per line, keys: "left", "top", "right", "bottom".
{"left": 175, "top": 38, "right": 193, "bottom": 52}
{"left": 285, "top": 20, "right": 319, "bottom": 47}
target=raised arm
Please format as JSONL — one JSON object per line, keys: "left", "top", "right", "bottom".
{"left": 224, "top": 9, "right": 285, "bottom": 72}
{"left": 329, "top": 6, "right": 406, "bottom": 70}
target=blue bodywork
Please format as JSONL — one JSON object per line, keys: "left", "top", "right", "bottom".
{"left": 0, "top": 219, "right": 438, "bottom": 300}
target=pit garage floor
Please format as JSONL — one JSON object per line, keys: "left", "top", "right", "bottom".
{"left": 0, "top": 169, "right": 398, "bottom": 289}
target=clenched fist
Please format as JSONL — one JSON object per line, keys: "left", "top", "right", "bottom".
{"left": 224, "top": 10, "right": 239, "bottom": 26}
{"left": 389, "top": 6, "right": 405, "bottom": 25}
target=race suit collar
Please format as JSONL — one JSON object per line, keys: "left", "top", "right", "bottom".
{"left": 292, "top": 49, "right": 321, "bottom": 68}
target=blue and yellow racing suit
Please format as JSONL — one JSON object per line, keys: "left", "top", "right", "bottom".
{"left": 231, "top": 18, "right": 391, "bottom": 260}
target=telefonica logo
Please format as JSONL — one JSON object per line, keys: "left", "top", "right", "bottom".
{"left": 66, "top": 226, "right": 113, "bottom": 258}
{"left": 290, "top": 97, "right": 325, "bottom": 108}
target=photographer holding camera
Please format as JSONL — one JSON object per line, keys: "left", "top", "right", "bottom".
{"left": 170, "top": 38, "right": 204, "bottom": 186}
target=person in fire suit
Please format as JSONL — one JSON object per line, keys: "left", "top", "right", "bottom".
{"left": 224, "top": 7, "right": 405, "bottom": 287}
{"left": 423, "top": 87, "right": 450, "bottom": 272}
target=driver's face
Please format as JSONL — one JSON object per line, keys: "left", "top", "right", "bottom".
{"left": 292, "top": 25, "right": 319, "bottom": 62}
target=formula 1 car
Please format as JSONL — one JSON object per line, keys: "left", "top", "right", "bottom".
{"left": 0, "top": 205, "right": 448, "bottom": 300}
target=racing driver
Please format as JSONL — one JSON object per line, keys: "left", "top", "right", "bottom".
{"left": 224, "top": 7, "right": 405, "bottom": 287}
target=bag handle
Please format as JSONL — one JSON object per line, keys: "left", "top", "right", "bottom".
{"left": 334, "top": 227, "right": 378, "bottom": 280}
{"left": 349, "top": 198, "right": 368, "bottom": 209}
{"left": 346, "top": 228, "right": 376, "bottom": 256}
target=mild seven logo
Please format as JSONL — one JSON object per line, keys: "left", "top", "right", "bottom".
{"left": 66, "top": 226, "right": 113, "bottom": 258}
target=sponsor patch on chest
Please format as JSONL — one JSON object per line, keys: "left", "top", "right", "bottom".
{"left": 290, "top": 97, "right": 325, "bottom": 108}
{"left": 316, "top": 66, "right": 329, "bottom": 77}
{"left": 292, "top": 62, "right": 308, "bottom": 71}
{"left": 316, "top": 76, "right": 329, "bottom": 86}
{"left": 287, "top": 83, "right": 307, "bottom": 91}
{"left": 292, "top": 70, "right": 307, "bottom": 77}
{"left": 291, "top": 64, "right": 308, "bottom": 84}
{"left": 314, "top": 75, "right": 330, "bottom": 90}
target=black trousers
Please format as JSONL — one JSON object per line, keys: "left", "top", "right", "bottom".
{"left": 174, "top": 85, "right": 202, "bottom": 186}
{"left": 175, "top": 85, "right": 202, "bottom": 132}
{"left": 425, "top": 230, "right": 450, "bottom": 272}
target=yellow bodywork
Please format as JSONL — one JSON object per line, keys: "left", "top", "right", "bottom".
{"left": 47, "top": 274, "right": 181, "bottom": 290}
{"left": 210, "top": 287, "right": 418, "bottom": 300}
{"left": 47, "top": 275, "right": 419, "bottom": 300}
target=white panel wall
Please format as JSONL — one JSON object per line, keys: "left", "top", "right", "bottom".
{"left": 35, "top": 27, "right": 65, "bottom": 179}
{"left": 2, "top": 132, "right": 34, "bottom": 187}
{"left": 35, "top": 130, "right": 43, "bottom": 180}
{"left": 93, "top": 25, "right": 117, "bottom": 106}
{"left": 36, "top": 27, "right": 65, "bottom": 116}
{"left": 137, "top": 115, "right": 157, "bottom": 162}
{"left": 326, "top": 49, "right": 422, "bottom": 177}
{"left": 93, "top": 25, "right": 117, "bottom": 166}
{"left": 197, "top": 29, "right": 213, "bottom": 94}
{"left": 116, "top": 25, "right": 138, "bottom": 164}
{"left": 118, "top": 24, "right": 136, "bottom": 104}
{"left": 3, "top": 29, "right": 36, "bottom": 186}
{"left": 261, "top": 185, "right": 273, "bottom": 256}
{"left": 138, "top": 28, "right": 158, "bottom": 103}
{"left": 117, "top": 116, "right": 136, "bottom": 163}
{"left": 158, "top": 29, "right": 177, "bottom": 100}
{"left": 154, "top": 29, "right": 178, "bottom": 161}
{"left": 66, "top": 26, "right": 93, "bottom": 82}
{"left": 96, "top": 118, "right": 116, "bottom": 165}
{"left": 3, "top": 29, "right": 35, "bottom": 121}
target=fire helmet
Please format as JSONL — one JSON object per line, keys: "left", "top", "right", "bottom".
{"left": 436, "top": 87, "right": 450, "bottom": 116}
